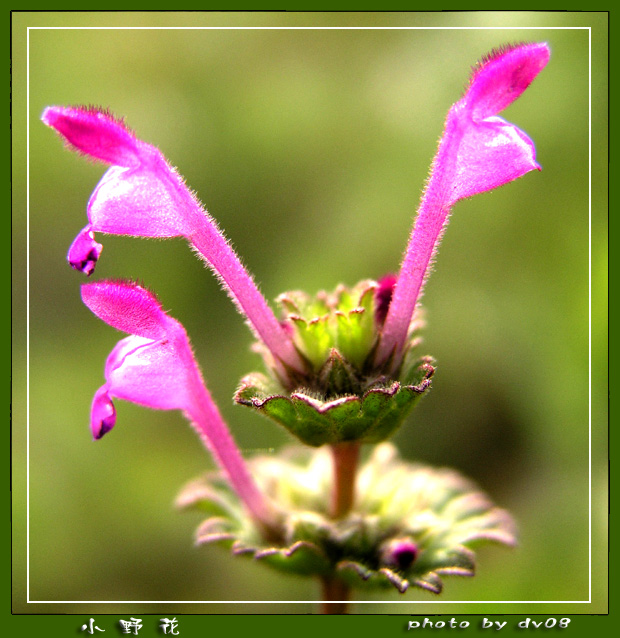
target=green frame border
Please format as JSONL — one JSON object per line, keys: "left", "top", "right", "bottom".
{"left": 10, "top": 6, "right": 610, "bottom": 634}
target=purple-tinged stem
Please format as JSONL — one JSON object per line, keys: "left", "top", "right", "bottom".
{"left": 320, "top": 577, "right": 350, "bottom": 614}
{"left": 329, "top": 441, "right": 360, "bottom": 519}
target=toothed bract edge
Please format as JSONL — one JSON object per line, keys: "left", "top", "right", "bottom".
{"left": 178, "top": 443, "right": 517, "bottom": 594}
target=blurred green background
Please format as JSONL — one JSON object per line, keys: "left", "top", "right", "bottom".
{"left": 13, "top": 12, "right": 607, "bottom": 614}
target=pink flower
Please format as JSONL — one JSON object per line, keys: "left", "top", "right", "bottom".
{"left": 82, "top": 279, "right": 280, "bottom": 533}
{"left": 41, "top": 106, "right": 304, "bottom": 380}
{"left": 376, "top": 42, "right": 550, "bottom": 367}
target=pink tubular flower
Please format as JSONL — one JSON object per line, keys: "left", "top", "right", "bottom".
{"left": 82, "top": 279, "right": 280, "bottom": 534}
{"left": 41, "top": 106, "right": 304, "bottom": 380}
{"left": 376, "top": 43, "right": 550, "bottom": 367}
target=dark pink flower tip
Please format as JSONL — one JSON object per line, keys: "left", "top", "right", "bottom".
{"left": 465, "top": 42, "right": 550, "bottom": 120}
{"left": 67, "top": 226, "right": 103, "bottom": 276}
{"left": 81, "top": 280, "right": 172, "bottom": 340}
{"left": 41, "top": 106, "right": 142, "bottom": 168}
{"left": 375, "top": 274, "right": 397, "bottom": 326}
{"left": 380, "top": 537, "right": 418, "bottom": 570}
{"left": 91, "top": 386, "right": 116, "bottom": 439}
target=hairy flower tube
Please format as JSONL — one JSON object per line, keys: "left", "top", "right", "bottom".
{"left": 376, "top": 42, "right": 550, "bottom": 367}
{"left": 44, "top": 41, "right": 549, "bottom": 606}
{"left": 41, "top": 105, "right": 304, "bottom": 383}
{"left": 80, "top": 279, "right": 281, "bottom": 537}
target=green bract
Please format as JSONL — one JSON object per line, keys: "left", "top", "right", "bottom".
{"left": 178, "top": 444, "right": 516, "bottom": 595}
{"left": 235, "top": 280, "right": 434, "bottom": 446}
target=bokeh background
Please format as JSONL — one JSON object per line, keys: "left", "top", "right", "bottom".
{"left": 13, "top": 12, "right": 607, "bottom": 614}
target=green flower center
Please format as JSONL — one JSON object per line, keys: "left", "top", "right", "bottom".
{"left": 235, "top": 280, "right": 435, "bottom": 447}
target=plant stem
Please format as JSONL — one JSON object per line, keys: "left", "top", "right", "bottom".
{"left": 320, "top": 576, "right": 350, "bottom": 614}
{"left": 320, "top": 442, "right": 360, "bottom": 613}
{"left": 329, "top": 442, "right": 360, "bottom": 519}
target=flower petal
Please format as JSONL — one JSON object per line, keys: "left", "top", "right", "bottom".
{"left": 465, "top": 43, "right": 551, "bottom": 120}
{"left": 83, "top": 282, "right": 204, "bottom": 427}
{"left": 81, "top": 279, "right": 282, "bottom": 533}
{"left": 104, "top": 335, "right": 194, "bottom": 411}
{"left": 86, "top": 164, "right": 195, "bottom": 238}
{"left": 91, "top": 385, "right": 116, "bottom": 440}
{"left": 67, "top": 226, "right": 103, "bottom": 276}
{"left": 376, "top": 43, "right": 549, "bottom": 367}
{"left": 450, "top": 116, "right": 540, "bottom": 204}
{"left": 41, "top": 106, "right": 142, "bottom": 168}
{"left": 81, "top": 280, "right": 172, "bottom": 340}
{"left": 44, "top": 104, "right": 303, "bottom": 376}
